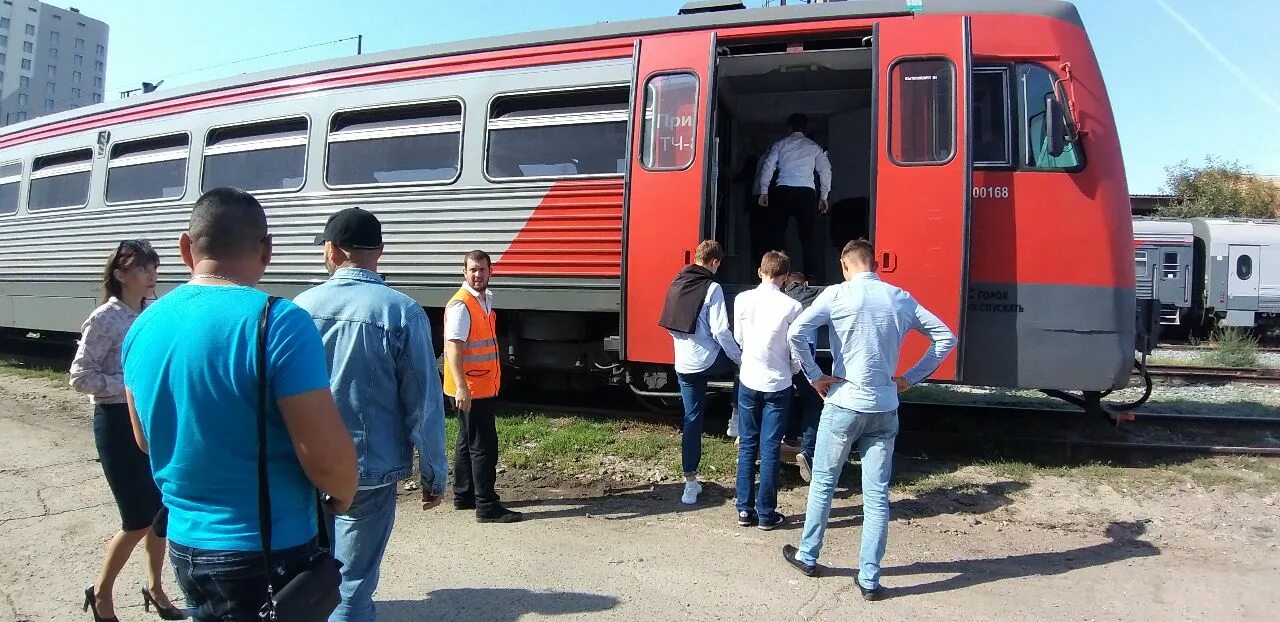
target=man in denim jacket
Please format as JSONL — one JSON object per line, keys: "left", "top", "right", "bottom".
{"left": 295, "top": 207, "right": 449, "bottom": 622}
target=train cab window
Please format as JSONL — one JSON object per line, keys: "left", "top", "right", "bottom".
{"left": 106, "top": 133, "right": 189, "bottom": 204}
{"left": 202, "top": 117, "right": 308, "bottom": 193}
{"left": 0, "top": 161, "right": 20, "bottom": 216}
{"left": 29, "top": 148, "right": 91, "bottom": 211}
{"left": 889, "top": 59, "right": 955, "bottom": 164}
{"left": 972, "top": 68, "right": 1011, "bottom": 166}
{"left": 327, "top": 99, "right": 462, "bottom": 187}
{"left": 1019, "top": 64, "right": 1082, "bottom": 170}
{"left": 486, "top": 86, "right": 629, "bottom": 179}
{"left": 640, "top": 73, "right": 698, "bottom": 170}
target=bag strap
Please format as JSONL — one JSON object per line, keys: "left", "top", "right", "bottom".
{"left": 257, "top": 295, "right": 280, "bottom": 588}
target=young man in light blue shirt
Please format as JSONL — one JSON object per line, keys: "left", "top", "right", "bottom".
{"left": 781, "top": 239, "right": 956, "bottom": 601}
{"left": 294, "top": 207, "right": 449, "bottom": 622}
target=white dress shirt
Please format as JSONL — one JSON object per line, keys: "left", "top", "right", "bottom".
{"left": 734, "top": 282, "right": 803, "bottom": 393}
{"left": 757, "top": 132, "right": 833, "bottom": 200}
{"left": 443, "top": 282, "right": 493, "bottom": 342}
{"left": 668, "top": 282, "right": 742, "bottom": 375}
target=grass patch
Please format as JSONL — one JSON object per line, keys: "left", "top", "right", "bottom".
{"left": 1200, "top": 327, "right": 1260, "bottom": 368}
{"left": 0, "top": 358, "right": 68, "bottom": 385}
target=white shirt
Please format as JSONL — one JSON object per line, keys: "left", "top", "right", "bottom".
{"left": 668, "top": 282, "right": 742, "bottom": 374}
{"left": 757, "top": 132, "right": 833, "bottom": 200}
{"left": 443, "top": 282, "right": 493, "bottom": 342}
{"left": 734, "top": 282, "right": 803, "bottom": 393}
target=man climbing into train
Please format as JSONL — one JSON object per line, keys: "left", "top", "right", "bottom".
{"left": 756, "top": 112, "right": 832, "bottom": 284}
{"left": 781, "top": 239, "right": 955, "bottom": 600}
{"left": 658, "top": 240, "right": 742, "bottom": 505}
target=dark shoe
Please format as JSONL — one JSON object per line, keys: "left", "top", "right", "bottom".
{"left": 141, "top": 586, "right": 188, "bottom": 620}
{"left": 758, "top": 513, "right": 787, "bottom": 531}
{"left": 855, "top": 579, "right": 884, "bottom": 601}
{"left": 477, "top": 507, "right": 523, "bottom": 523}
{"left": 454, "top": 498, "right": 476, "bottom": 510}
{"left": 796, "top": 453, "right": 812, "bottom": 483}
{"left": 781, "top": 544, "right": 815, "bottom": 577}
{"left": 83, "top": 585, "right": 119, "bottom": 622}
{"left": 737, "top": 511, "right": 757, "bottom": 527}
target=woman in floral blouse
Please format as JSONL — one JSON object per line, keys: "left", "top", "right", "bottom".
{"left": 69, "top": 240, "right": 183, "bottom": 621}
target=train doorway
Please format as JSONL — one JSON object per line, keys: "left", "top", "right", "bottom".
{"left": 707, "top": 40, "right": 875, "bottom": 293}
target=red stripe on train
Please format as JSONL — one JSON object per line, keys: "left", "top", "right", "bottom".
{"left": 494, "top": 179, "right": 625, "bottom": 278}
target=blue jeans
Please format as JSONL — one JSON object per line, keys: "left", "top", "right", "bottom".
{"left": 326, "top": 484, "right": 398, "bottom": 622}
{"left": 796, "top": 403, "right": 898, "bottom": 590}
{"left": 169, "top": 538, "right": 320, "bottom": 622}
{"left": 735, "top": 386, "right": 790, "bottom": 521}
{"left": 675, "top": 352, "right": 738, "bottom": 476}
{"left": 787, "top": 373, "right": 822, "bottom": 460}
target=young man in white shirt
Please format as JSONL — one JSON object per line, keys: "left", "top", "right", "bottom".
{"left": 658, "top": 240, "right": 742, "bottom": 505}
{"left": 757, "top": 113, "right": 833, "bottom": 284}
{"left": 732, "top": 251, "right": 803, "bottom": 529}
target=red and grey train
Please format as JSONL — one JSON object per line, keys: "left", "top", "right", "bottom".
{"left": 0, "top": 0, "right": 1139, "bottom": 413}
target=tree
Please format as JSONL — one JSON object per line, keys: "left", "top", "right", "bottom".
{"left": 1161, "top": 156, "right": 1280, "bottom": 219}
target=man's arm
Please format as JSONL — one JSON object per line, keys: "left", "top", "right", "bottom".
{"left": 397, "top": 309, "right": 449, "bottom": 502}
{"left": 732, "top": 293, "right": 746, "bottom": 350}
{"left": 126, "top": 388, "right": 147, "bottom": 454}
{"left": 900, "top": 298, "right": 958, "bottom": 387}
{"left": 706, "top": 285, "right": 741, "bottom": 364}
{"left": 278, "top": 389, "right": 357, "bottom": 512}
{"left": 788, "top": 290, "right": 832, "bottom": 383}
{"left": 757, "top": 142, "right": 779, "bottom": 200}
{"left": 816, "top": 149, "right": 833, "bottom": 206}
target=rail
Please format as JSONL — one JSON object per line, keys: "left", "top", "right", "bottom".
{"left": 1143, "top": 363, "right": 1280, "bottom": 385}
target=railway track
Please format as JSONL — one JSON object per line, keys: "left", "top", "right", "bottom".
{"left": 494, "top": 397, "right": 1280, "bottom": 464}
{"left": 1144, "top": 363, "right": 1280, "bottom": 385}
{"left": 1157, "top": 343, "right": 1280, "bottom": 355}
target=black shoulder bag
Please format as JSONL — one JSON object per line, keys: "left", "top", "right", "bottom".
{"left": 256, "top": 296, "right": 343, "bottom": 622}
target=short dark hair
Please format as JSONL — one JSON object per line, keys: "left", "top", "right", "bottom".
{"left": 787, "top": 113, "right": 808, "bottom": 132}
{"left": 786, "top": 272, "right": 807, "bottom": 286}
{"left": 188, "top": 187, "right": 267, "bottom": 260}
{"left": 694, "top": 240, "right": 724, "bottom": 265}
{"left": 840, "top": 238, "right": 876, "bottom": 269}
{"left": 464, "top": 249, "right": 491, "bottom": 267}
{"left": 759, "top": 251, "right": 790, "bottom": 278}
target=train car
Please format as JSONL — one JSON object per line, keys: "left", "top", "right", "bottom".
{"left": 0, "top": 0, "right": 1136, "bottom": 414}
{"left": 1132, "top": 217, "right": 1194, "bottom": 331}
{"left": 1189, "top": 217, "right": 1280, "bottom": 333}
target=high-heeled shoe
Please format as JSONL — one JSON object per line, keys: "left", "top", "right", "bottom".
{"left": 82, "top": 585, "right": 118, "bottom": 622}
{"left": 141, "top": 586, "right": 188, "bottom": 620}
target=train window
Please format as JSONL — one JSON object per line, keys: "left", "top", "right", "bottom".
{"left": 1236, "top": 255, "right": 1252, "bottom": 280}
{"left": 202, "top": 117, "right": 308, "bottom": 193}
{"left": 888, "top": 59, "right": 955, "bottom": 165}
{"left": 1161, "top": 252, "right": 1179, "bottom": 280}
{"left": 486, "top": 86, "right": 629, "bottom": 179}
{"left": 972, "top": 68, "right": 1011, "bottom": 166}
{"left": 106, "top": 133, "right": 189, "bottom": 204}
{"left": 1019, "top": 64, "right": 1082, "bottom": 170}
{"left": 327, "top": 100, "right": 462, "bottom": 187}
{"left": 29, "top": 148, "right": 91, "bottom": 211}
{"left": 1134, "top": 251, "right": 1147, "bottom": 275}
{"left": 640, "top": 73, "right": 698, "bottom": 170}
{"left": 0, "top": 161, "right": 20, "bottom": 216}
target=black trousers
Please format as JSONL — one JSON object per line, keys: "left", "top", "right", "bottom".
{"left": 765, "top": 185, "right": 823, "bottom": 283}
{"left": 452, "top": 397, "right": 501, "bottom": 514}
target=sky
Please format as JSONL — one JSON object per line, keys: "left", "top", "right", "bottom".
{"left": 56, "top": 0, "right": 1280, "bottom": 194}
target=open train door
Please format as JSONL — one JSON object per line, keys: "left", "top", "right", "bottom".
{"left": 873, "top": 15, "right": 972, "bottom": 381}
{"left": 622, "top": 31, "right": 715, "bottom": 363}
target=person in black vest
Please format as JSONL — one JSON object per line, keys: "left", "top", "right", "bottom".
{"left": 658, "top": 240, "right": 742, "bottom": 505}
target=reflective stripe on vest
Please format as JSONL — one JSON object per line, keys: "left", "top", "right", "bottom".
{"left": 443, "top": 287, "right": 501, "bottom": 399}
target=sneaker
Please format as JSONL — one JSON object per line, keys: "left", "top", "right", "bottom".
{"left": 855, "top": 578, "right": 884, "bottom": 601}
{"left": 737, "top": 510, "right": 757, "bottom": 526}
{"left": 758, "top": 513, "right": 787, "bottom": 531}
{"left": 727, "top": 407, "right": 739, "bottom": 438}
{"left": 796, "top": 453, "right": 812, "bottom": 483}
{"left": 681, "top": 480, "right": 702, "bottom": 505}
{"left": 781, "top": 544, "right": 815, "bottom": 577}
{"left": 454, "top": 498, "right": 476, "bottom": 511}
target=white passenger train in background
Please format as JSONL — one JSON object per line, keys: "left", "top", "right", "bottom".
{"left": 1133, "top": 216, "right": 1280, "bottom": 340}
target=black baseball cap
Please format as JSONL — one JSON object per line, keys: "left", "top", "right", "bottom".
{"left": 313, "top": 207, "right": 382, "bottom": 249}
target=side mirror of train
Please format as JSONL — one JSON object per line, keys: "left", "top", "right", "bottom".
{"left": 1043, "top": 93, "right": 1067, "bottom": 158}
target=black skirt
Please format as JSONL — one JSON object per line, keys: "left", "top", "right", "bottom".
{"left": 93, "top": 403, "right": 164, "bottom": 533}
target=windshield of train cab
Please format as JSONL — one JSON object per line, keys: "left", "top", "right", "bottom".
{"left": 971, "top": 62, "right": 1083, "bottom": 172}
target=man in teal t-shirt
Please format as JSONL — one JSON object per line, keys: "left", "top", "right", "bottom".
{"left": 123, "top": 187, "right": 357, "bottom": 620}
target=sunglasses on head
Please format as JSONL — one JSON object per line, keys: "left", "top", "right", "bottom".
{"left": 116, "top": 239, "right": 153, "bottom": 253}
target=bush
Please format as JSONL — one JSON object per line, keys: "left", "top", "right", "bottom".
{"left": 1201, "top": 327, "right": 1259, "bottom": 368}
